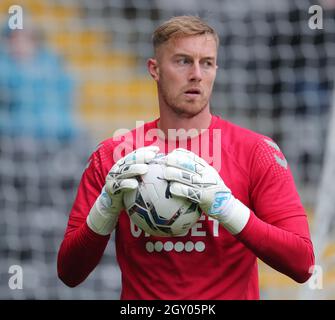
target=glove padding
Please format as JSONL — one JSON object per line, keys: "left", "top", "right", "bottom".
{"left": 163, "top": 148, "right": 250, "bottom": 235}
{"left": 87, "top": 146, "right": 160, "bottom": 235}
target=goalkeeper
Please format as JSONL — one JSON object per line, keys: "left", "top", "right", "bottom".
{"left": 57, "top": 16, "right": 314, "bottom": 299}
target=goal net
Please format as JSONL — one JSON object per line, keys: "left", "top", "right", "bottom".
{"left": 0, "top": 0, "right": 334, "bottom": 299}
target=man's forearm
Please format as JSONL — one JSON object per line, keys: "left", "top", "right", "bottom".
{"left": 57, "top": 222, "right": 110, "bottom": 287}
{"left": 236, "top": 211, "right": 315, "bottom": 283}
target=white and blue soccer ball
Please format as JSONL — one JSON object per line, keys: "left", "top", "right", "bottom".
{"left": 123, "top": 154, "right": 202, "bottom": 237}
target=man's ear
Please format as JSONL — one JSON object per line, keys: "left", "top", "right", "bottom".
{"left": 147, "top": 58, "right": 159, "bottom": 81}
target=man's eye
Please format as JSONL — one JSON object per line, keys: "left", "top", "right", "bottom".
{"left": 203, "top": 60, "right": 213, "bottom": 67}
{"left": 177, "top": 58, "right": 190, "bottom": 65}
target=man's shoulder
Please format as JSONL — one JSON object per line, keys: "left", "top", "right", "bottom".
{"left": 214, "top": 116, "right": 288, "bottom": 173}
{"left": 92, "top": 118, "right": 158, "bottom": 156}
{"left": 214, "top": 115, "right": 269, "bottom": 150}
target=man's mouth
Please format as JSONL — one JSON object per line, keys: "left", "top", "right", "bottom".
{"left": 184, "top": 88, "right": 201, "bottom": 97}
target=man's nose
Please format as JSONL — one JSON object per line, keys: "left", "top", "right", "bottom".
{"left": 189, "top": 62, "right": 202, "bottom": 82}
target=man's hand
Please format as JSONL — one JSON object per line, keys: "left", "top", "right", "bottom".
{"left": 87, "top": 146, "right": 160, "bottom": 235}
{"left": 163, "top": 148, "right": 250, "bottom": 235}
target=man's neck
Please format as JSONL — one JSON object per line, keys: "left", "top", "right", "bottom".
{"left": 157, "top": 107, "right": 212, "bottom": 138}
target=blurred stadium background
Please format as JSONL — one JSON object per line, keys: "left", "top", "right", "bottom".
{"left": 0, "top": 0, "right": 334, "bottom": 299}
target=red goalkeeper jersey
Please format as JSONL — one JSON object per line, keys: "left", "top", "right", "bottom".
{"left": 58, "top": 115, "right": 314, "bottom": 299}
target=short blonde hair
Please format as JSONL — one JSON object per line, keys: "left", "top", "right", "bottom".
{"left": 152, "top": 16, "right": 219, "bottom": 51}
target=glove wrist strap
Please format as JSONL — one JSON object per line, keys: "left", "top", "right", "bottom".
{"left": 86, "top": 196, "right": 120, "bottom": 236}
{"left": 217, "top": 197, "right": 250, "bottom": 235}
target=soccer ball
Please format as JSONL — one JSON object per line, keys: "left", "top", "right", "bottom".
{"left": 123, "top": 156, "right": 202, "bottom": 237}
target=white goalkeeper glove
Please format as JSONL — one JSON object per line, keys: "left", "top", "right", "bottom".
{"left": 87, "top": 146, "right": 160, "bottom": 235}
{"left": 163, "top": 148, "right": 250, "bottom": 235}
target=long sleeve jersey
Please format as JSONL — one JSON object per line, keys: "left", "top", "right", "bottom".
{"left": 58, "top": 115, "right": 314, "bottom": 299}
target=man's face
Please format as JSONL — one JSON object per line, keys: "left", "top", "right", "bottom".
{"left": 149, "top": 35, "right": 218, "bottom": 117}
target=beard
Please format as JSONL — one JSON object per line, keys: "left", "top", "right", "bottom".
{"left": 159, "top": 83, "right": 210, "bottom": 118}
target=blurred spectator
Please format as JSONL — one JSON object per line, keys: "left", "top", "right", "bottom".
{"left": 0, "top": 22, "right": 90, "bottom": 298}
{"left": 0, "top": 23, "right": 80, "bottom": 142}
